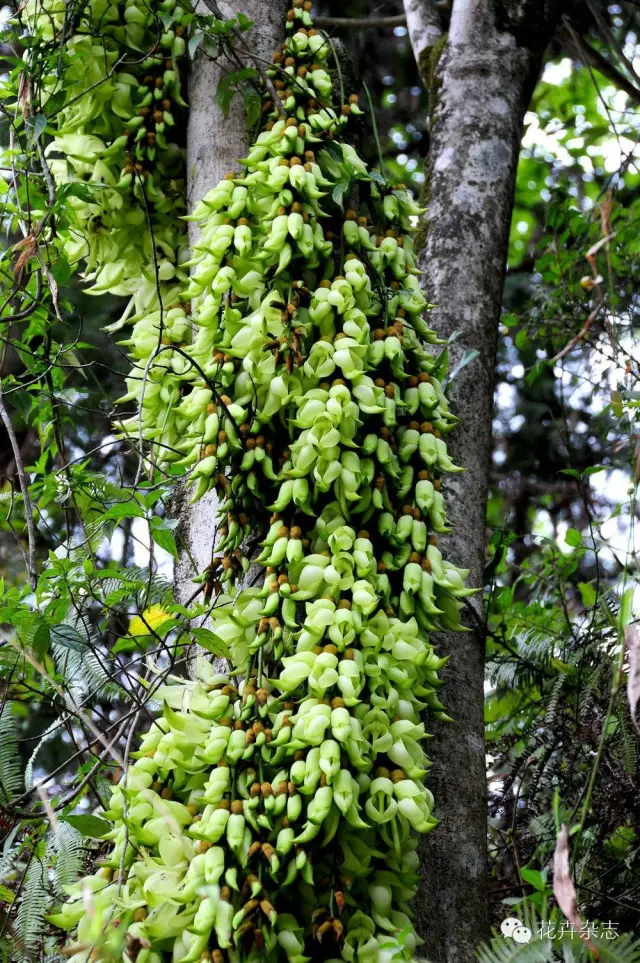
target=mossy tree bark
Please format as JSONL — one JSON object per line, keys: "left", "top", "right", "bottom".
{"left": 404, "top": 2, "right": 557, "bottom": 962}
{"left": 175, "top": 0, "right": 286, "bottom": 611}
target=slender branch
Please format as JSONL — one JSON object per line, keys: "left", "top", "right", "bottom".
{"left": 315, "top": 14, "right": 407, "bottom": 28}
{"left": 36, "top": 138, "right": 56, "bottom": 209}
{"left": 550, "top": 302, "right": 604, "bottom": 363}
{"left": 559, "top": 23, "right": 640, "bottom": 106}
{"left": 0, "top": 270, "right": 43, "bottom": 325}
{"left": 585, "top": 0, "right": 640, "bottom": 89}
{"left": 0, "top": 380, "right": 37, "bottom": 589}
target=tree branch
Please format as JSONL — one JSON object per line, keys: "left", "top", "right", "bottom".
{"left": 585, "top": 0, "right": 640, "bottom": 90}
{"left": 314, "top": 14, "right": 407, "bottom": 28}
{"left": 403, "top": 0, "right": 443, "bottom": 79}
{"left": 559, "top": 22, "right": 640, "bottom": 106}
{"left": 314, "top": 1, "right": 452, "bottom": 28}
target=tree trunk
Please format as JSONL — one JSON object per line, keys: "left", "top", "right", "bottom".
{"left": 405, "top": 2, "right": 556, "bottom": 961}
{"left": 175, "top": 0, "right": 286, "bottom": 610}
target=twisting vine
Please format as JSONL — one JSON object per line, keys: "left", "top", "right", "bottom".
{"left": 1, "top": 0, "right": 474, "bottom": 961}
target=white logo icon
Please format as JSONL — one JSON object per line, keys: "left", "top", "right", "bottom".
{"left": 501, "top": 918, "right": 533, "bottom": 943}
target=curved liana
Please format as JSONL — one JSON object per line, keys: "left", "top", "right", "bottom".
{"left": 15, "top": 1, "right": 472, "bottom": 960}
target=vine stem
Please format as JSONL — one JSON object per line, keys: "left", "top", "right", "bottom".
{"left": 363, "top": 81, "right": 386, "bottom": 177}
{"left": 0, "top": 379, "right": 37, "bottom": 589}
{"left": 571, "top": 604, "right": 627, "bottom": 862}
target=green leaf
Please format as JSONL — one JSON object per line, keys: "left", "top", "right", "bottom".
{"left": 25, "top": 113, "right": 46, "bottom": 145}
{"left": 447, "top": 348, "right": 479, "bottom": 384}
{"left": 564, "top": 528, "right": 582, "bottom": 548}
{"left": 322, "top": 140, "right": 343, "bottom": 162}
{"left": 611, "top": 390, "right": 623, "bottom": 417}
{"left": 32, "top": 622, "right": 50, "bottom": 660}
{"left": 150, "top": 517, "right": 178, "bottom": 557}
{"left": 63, "top": 814, "right": 111, "bottom": 838}
{"left": 431, "top": 346, "right": 449, "bottom": 382}
{"left": 112, "top": 635, "right": 143, "bottom": 654}
{"left": 244, "top": 88, "right": 261, "bottom": 129}
{"left": 140, "top": 489, "right": 166, "bottom": 509}
{"left": 331, "top": 180, "right": 349, "bottom": 209}
{"left": 235, "top": 12, "right": 253, "bottom": 30}
{"left": 214, "top": 75, "right": 234, "bottom": 117}
{"left": 619, "top": 586, "right": 634, "bottom": 631}
{"left": 59, "top": 181, "right": 95, "bottom": 203}
{"left": 102, "top": 502, "right": 146, "bottom": 521}
{"left": 0, "top": 886, "right": 14, "bottom": 904}
{"left": 50, "top": 257, "right": 72, "bottom": 285}
{"left": 520, "top": 867, "right": 547, "bottom": 892}
{"left": 524, "top": 362, "right": 547, "bottom": 386}
{"left": 214, "top": 68, "right": 258, "bottom": 118}
{"left": 50, "top": 624, "right": 88, "bottom": 652}
{"left": 578, "top": 581, "right": 596, "bottom": 607}
{"left": 190, "top": 627, "right": 230, "bottom": 659}
{"left": 188, "top": 29, "right": 203, "bottom": 59}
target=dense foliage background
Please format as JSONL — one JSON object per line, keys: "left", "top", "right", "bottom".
{"left": 0, "top": 0, "right": 638, "bottom": 959}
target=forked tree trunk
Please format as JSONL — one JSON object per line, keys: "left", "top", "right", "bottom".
{"left": 404, "top": 2, "right": 556, "bottom": 962}
{"left": 175, "top": 0, "right": 286, "bottom": 609}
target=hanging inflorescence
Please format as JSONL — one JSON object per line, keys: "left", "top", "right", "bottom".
{"left": 12, "top": 1, "right": 473, "bottom": 960}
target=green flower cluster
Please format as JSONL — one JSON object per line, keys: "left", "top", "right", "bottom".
{"left": 36, "top": 1, "right": 472, "bottom": 961}
{"left": 12, "top": 0, "right": 190, "bottom": 312}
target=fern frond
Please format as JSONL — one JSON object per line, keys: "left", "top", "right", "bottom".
{"left": 615, "top": 694, "right": 637, "bottom": 776}
{"left": 52, "top": 617, "right": 121, "bottom": 702}
{"left": 0, "top": 702, "right": 23, "bottom": 803}
{"left": 25, "top": 718, "right": 65, "bottom": 791}
{"left": 477, "top": 937, "right": 555, "bottom": 963}
{"left": 0, "top": 824, "right": 21, "bottom": 881}
{"left": 14, "top": 857, "right": 47, "bottom": 957}
{"left": 594, "top": 934, "right": 640, "bottom": 963}
{"left": 528, "top": 810, "right": 556, "bottom": 842}
{"left": 489, "top": 661, "right": 521, "bottom": 690}
{"left": 46, "top": 823, "right": 84, "bottom": 894}
{"left": 544, "top": 673, "right": 565, "bottom": 729}
{"left": 516, "top": 625, "right": 558, "bottom": 663}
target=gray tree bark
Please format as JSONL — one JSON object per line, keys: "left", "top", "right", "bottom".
{"left": 175, "top": 0, "right": 286, "bottom": 609}
{"left": 405, "top": 0, "right": 443, "bottom": 73}
{"left": 403, "top": 1, "right": 557, "bottom": 961}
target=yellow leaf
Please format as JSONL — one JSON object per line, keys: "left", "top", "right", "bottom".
{"left": 129, "top": 604, "right": 172, "bottom": 636}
